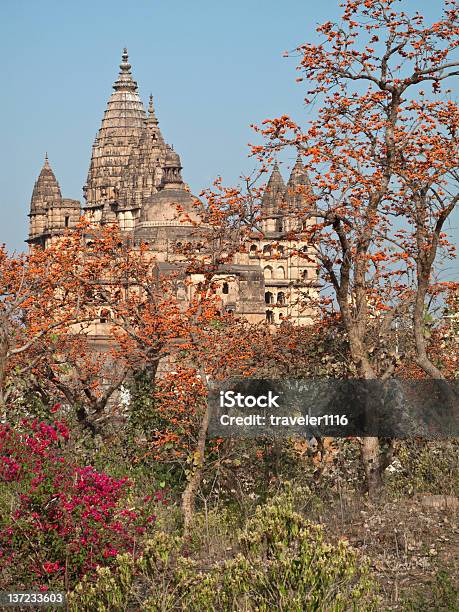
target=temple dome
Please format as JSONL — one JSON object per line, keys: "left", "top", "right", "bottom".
{"left": 165, "top": 148, "right": 181, "bottom": 167}
{"left": 137, "top": 188, "right": 201, "bottom": 226}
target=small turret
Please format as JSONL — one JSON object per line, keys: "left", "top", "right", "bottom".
{"left": 27, "top": 154, "right": 80, "bottom": 247}
{"left": 162, "top": 146, "right": 184, "bottom": 190}
{"left": 28, "top": 154, "right": 62, "bottom": 246}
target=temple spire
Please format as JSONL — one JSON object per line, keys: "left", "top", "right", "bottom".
{"left": 30, "top": 155, "right": 62, "bottom": 212}
{"left": 262, "top": 161, "right": 286, "bottom": 215}
{"left": 28, "top": 155, "right": 80, "bottom": 246}
{"left": 147, "top": 94, "right": 159, "bottom": 125}
{"left": 84, "top": 49, "right": 146, "bottom": 209}
{"left": 267, "top": 161, "right": 284, "bottom": 188}
{"left": 287, "top": 152, "right": 311, "bottom": 187}
{"left": 286, "top": 152, "right": 312, "bottom": 211}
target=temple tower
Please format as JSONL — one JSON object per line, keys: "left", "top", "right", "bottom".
{"left": 84, "top": 48, "right": 147, "bottom": 224}
{"left": 248, "top": 158, "right": 318, "bottom": 324}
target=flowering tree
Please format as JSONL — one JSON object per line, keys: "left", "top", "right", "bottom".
{"left": 0, "top": 233, "right": 104, "bottom": 410}
{"left": 2, "top": 220, "right": 228, "bottom": 435}
{"left": 197, "top": 0, "right": 459, "bottom": 492}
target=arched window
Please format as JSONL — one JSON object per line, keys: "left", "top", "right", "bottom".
{"left": 276, "top": 266, "right": 286, "bottom": 280}
{"left": 276, "top": 218, "right": 284, "bottom": 232}
{"left": 277, "top": 292, "right": 285, "bottom": 305}
{"left": 222, "top": 282, "right": 229, "bottom": 295}
{"left": 264, "top": 266, "right": 273, "bottom": 279}
{"left": 302, "top": 269, "right": 308, "bottom": 280}
{"left": 265, "top": 291, "right": 274, "bottom": 305}
{"left": 266, "top": 310, "right": 274, "bottom": 323}
{"left": 250, "top": 244, "right": 258, "bottom": 255}
{"left": 277, "top": 245, "right": 284, "bottom": 256}
{"left": 263, "top": 244, "right": 272, "bottom": 256}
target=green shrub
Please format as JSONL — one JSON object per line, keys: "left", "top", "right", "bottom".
{"left": 70, "top": 488, "right": 377, "bottom": 611}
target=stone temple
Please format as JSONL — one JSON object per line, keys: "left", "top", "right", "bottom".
{"left": 27, "top": 49, "right": 318, "bottom": 326}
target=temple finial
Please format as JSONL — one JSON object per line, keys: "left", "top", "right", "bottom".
{"left": 113, "top": 47, "right": 137, "bottom": 91}
{"left": 120, "top": 47, "right": 131, "bottom": 72}
{"left": 44, "top": 152, "right": 50, "bottom": 168}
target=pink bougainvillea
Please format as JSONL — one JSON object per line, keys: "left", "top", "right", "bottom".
{"left": 0, "top": 419, "right": 162, "bottom": 588}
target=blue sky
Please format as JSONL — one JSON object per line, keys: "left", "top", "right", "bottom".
{"left": 1, "top": 0, "right": 457, "bottom": 277}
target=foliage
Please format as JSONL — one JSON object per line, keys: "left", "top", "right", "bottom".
{"left": 0, "top": 418, "right": 161, "bottom": 590}
{"left": 70, "top": 488, "right": 377, "bottom": 611}
{"left": 195, "top": 0, "right": 459, "bottom": 494}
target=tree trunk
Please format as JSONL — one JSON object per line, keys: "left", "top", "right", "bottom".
{"left": 413, "top": 275, "right": 445, "bottom": 379}
{"left": 346, "top": 330, "right": 389, "bottom": 496}
{"left": 181, "top": 399, "right": 210, "bottom": 536}
{"left": 0, "top": 341, "right": 9, "bottom": 412}
{"left": 361, "top": 436, "right": 383, "bottom": 494}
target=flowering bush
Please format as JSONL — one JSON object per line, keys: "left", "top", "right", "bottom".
{"left": 0, "top": 418, "right": 161, "bottom": 590}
